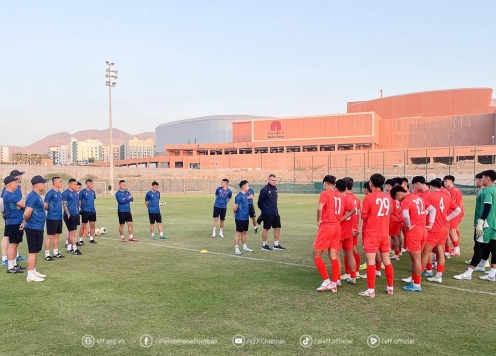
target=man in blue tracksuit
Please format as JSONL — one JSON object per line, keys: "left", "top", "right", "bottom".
{"left": 247, "top": 186, "right": 259, "bottom": 234}
{"left": 115, "top": 180, "right": 139, "bottom": 242}
{"left": 258, "top": 174, "right": 285, "bottom": 251}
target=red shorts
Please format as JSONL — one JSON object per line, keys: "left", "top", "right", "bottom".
{"left": 449, "top": 216, "right": 462, "bottom": 230}
{"left": 389, "top": 221, "right": 402, "bottom": 237}
{"left": 314, "top": 223, "right": 341, "bottom": 251}
{"left": 341, "top": 236, "right": 353, "bottom": 252}
{"left": 426, "top": 231, "right": 448, "bottom": 247}
{"left": 363, "top": 235, "right": 390, "bottom": 254}
{"left": 405, "top": 226, "right": 427, "bottom": 252}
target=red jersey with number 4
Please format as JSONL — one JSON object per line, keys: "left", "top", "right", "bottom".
{"left": 361, "top": 191, "right": 391, "bottom": 238}
{"left": 400, "top": 194, "right": 429, "bottom": 227}
{"left": 349, "top": 192, "right": 361, "bottom": 231}
{"left": 429, "top": 191, "right": 459, "bottom": 234}
{"left": 319, "top": 190, "right": 345, "bottom": 224}
{"left": 340, "top": 193, "right": 357, "bottom": 237}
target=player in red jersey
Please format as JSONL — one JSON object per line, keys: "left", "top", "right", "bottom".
{"left": 313, "top": 175, "right": 353, "bottom": 292}
{"left": 443, "top": 175, "right": 464, "bottom": 256}
{"left": 385, "top": 179, "right": 402, "bottom": 260}
{"left": 335, "top": 179, "right": 357, "bottom": 285}
{"left": 390, "top": 185, "right": 436, "bottom": 292}
{"left": 340, "top": 177, "right": 362, "bottom": 281}
{"left": 358, "top": 174, "right": 394, "bottom": 298}
{"left": 422, "top": 179, "right": 462, "bottom": 283}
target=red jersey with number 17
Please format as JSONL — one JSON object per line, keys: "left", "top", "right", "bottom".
{"left": 319, "top": 190, "right": 345, "bottom": 224}
{"left": 361, "top": 191, "right": 391, "bottom": 239}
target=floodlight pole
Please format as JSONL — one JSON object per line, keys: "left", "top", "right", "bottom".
{"left": 106, "top": 61, "right": 118, "bottom": 194}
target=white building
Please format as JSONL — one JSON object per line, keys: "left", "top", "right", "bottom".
{"left": 47, "top": 146, "right": 60, "bottom": 165}
{"left": 123, "top": 137, "right": 155, "bottom": 159}
{"left": 68, "top": 137, "right": 103, "bottom": 164}
{"left": 59, "top": 145, "right": 69, "bottom": 165}
{"left": 102, "top": 144, "right": 121, "bottom": 162}
{"left": 0, "top": 146, "right": 10, "bottom": 163}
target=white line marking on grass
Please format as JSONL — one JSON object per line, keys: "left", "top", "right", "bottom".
{"left": 98, "top": 236, "right": 316, "bottom": 269}
{"left": 98, "top": 237, "right": 496, "bottom": 296}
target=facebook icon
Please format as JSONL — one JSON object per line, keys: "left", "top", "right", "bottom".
{"left": 140, "top": 334, "right": 153, "bottom": 348}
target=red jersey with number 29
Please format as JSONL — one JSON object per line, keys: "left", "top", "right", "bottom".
{"left": 361, "top": 191, "right": 391, "bottom": 238}
{"left": 319, "top": 190, "right": 345, "bottom": 224}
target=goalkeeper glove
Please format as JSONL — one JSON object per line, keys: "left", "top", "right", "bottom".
{"left": 476, "top": 219, "right": 484, "bottom": 239}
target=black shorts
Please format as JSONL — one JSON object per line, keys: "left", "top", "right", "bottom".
{"left": 118, "top": 212, "right": 133, "bottom": 225}
{"left": 76, "top": 214, "right": 81, "bottom": 226}
{"left": 25, "top": 228, "right": 44, "bottom": 253}
{"left": 64, "top": 215, "right": 79, "bottom": 232}
{"left": 81, "top": 211, "right": 97, "bottom": 224}
{"left": 46, "top": 219, "right": 63, "bottom": 235}
{"left": 5, "top": 224, "right": 23, "bottom": 244}
{"left": 248, "top": 204, "right": 256, "bottom": 218}
{"left": 148, "top": 213, "right": 162, "bottom": 224}
{"left": 213, "top": 207, "right": 227, "bottom": 221}
{"left": 235, "top": 219, "right": 249, "bottom": 232}
{"left": 262, "top": 215, "right": 281, "bottom": 230}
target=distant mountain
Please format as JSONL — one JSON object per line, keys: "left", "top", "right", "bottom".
{"left": 8, "top": 129, "right": 155, "bottom": 154}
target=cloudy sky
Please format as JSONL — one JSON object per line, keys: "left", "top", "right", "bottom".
{"left": 1, "top": 0, "right": 495, "bottom": 146}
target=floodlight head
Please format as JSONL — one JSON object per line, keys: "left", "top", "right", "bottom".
{"left": 113, "top": 70, "right": 118, "bottom": 74}
{"left": 114, "top": 76, "right": 118, "bottom": 79}
{"left": 106, "top": 81, "right": 110, "bottom": 86}
{"left": 106, "top": 61, "right": 110, "bottom": 64}
{"left": 106, "top": 68, "right": 110, "bottom": 72}
{"left": 111, "top": 62, "right": 115, "bottom": 66}
{"left": 105, "top": 74, "right": 109, "bottom": 78}
{"left": 112, "top": 82, "right": 116, "bottom": 87}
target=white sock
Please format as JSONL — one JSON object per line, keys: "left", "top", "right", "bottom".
{"left": 45, "top": 250, "right": 50, "bottom": 257}
{"left": 8, "top": 260, "right": 15, "bottom": 270}
{"left": 436, "top": 272, "right": 443, "bottom": 278}
{"left": 16, "top": 253, "right": 19, "bottom": 258}
{"left": 243, "top": 244, "right": 247, "bottom": 249}
{"left": 274, "top": 241, "right": 279, "bottom": 246}
{"left": 262, "top": 241, "right": 267, "bottom": 246}
{"left": 323, "top": 278, "right": 330, "bottom": 284}
{"left": 220, "top": 228, "right": 223, "bottom": 232}
{"left": 235, "top": 245, "right": 239, "bottom": 249}
{"left": 414, "top": 283, "right": 421, "bottom": 288}
{"left": 387, "top": 286, "right": 393, "bottom": 291}
{"left": 27, "top": 270, "right": 34, "bottom": 279}
{"left": 454, "top": 246, "right": 460, "bottom": 253}
{"left": 74, "top": 246, "right": 78, "bottom": 251}
{"left": 368, "top": 288, "right": 375, "bottom": 294}
{"left": 54, "top": 249, "right": 59, "bottom": 255}
{"left": 151, "top": 233, "right": 155, "bottom": 237}
{"left": 466, "top": 268, "right": 474, "bottom": 276}
{"left": 90, "top": 236, "right": 94, "bottom": 241}
{"left": 79, "top": 237, "right": 83, "bottom": 242}
{"left": 478, "top": 260, "right": 487, "bottom": 268}
{"left": 213, "top": 227, "right": 216, "bottom": 232}
{"left": 130, "top": 234, "right": 134, "bottom": 239}
{"left": 65, "top": 240, "right": 68, "bottom": 245}
{"left": 160, "top": 232, "right": 164, "bottom": 236}
{"left": 67, "top": 244, "right": 72, "bottom": 251}
{"left": 120, "top": 235, "right": 125, "bottom": 239}
{"left": 2, "top": 255, "right": 6, "bottom": 261}
{"left": 489, "top": 268, "right": 496, "bottom": 278}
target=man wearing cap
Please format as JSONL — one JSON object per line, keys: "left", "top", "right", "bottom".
{"left": 1, "top": 169, "right": 28, "bottom": 266}
{"left": 23, "top": 176, "right": 48, "bottom": 282}
{"left": 44, "top": 176, "right": 64, "bottom": 260}
{"left": 3, "top": 175, "right": 26, "bottom": 274}
{"left": 62, "top": 179, "right": 83, "bottom": 255}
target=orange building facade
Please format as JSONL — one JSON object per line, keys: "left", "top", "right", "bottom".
{"left": 128, "top": 88, "right": 496, "bottom": 170}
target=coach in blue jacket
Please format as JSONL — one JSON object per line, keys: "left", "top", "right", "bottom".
{"left": 257, "top": 174, "right": 285, "bottom": 251}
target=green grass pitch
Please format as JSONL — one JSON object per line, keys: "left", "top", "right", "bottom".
{"left": 1, "top": 194, "right": 495, "bottom": 356}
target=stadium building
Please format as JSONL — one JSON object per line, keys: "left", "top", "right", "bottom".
{"left": 147, "top": 88, "right": 496, "bottom": 169}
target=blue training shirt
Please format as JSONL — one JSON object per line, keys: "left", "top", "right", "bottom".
{"left": 116, "top": 190, "right": 133, "bottom": 212}
{"left": 247, "top": 188, "right": 255, "bottom": 205}
{"left": 44, "top": 189, "right": 62, "bottom": 220}
{"left": 3, "top": 190, "right": 24, "bottom": 225}
{"left": 79, "top": 188, "right": 96, "bottom": 213}
{"left": 234, "top": 192, "right": 249, "bottom": 221}
{"left": 61, "top": 189, "right": 80, "bottom": 216}
{"left": 25, "top": 191, "right": 46, "bottom": 230}
{"left": 214, "top": 187, "right": 232, "bottom": 209}
{"left": 145, "top": 190, "right": 160, "bottom": 213}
